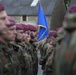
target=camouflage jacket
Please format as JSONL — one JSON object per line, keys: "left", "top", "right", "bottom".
{"left": 42, "top": 43, "right": 54, "bottom": 70}
{"left": 0, "top": 41, "right": 21, "bottom": 75}
{"left": 14, "top": 41, "right": 33, "bottom": 75}
{"left": 56, "top": 31, "right": 76, "bottom": 75}
{"left": 29, "top": 40, "right": 38, "bottom": 75}
{"left": 43, "top": 45, "right": 54, "bottom": 75}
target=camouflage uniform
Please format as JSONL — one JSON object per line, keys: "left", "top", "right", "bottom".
{"left": 56, "top": 13, "right": 76, "bottom": 75}
{"left": 54, "top": 28, "right": 66, "bottom": 75}
{"left": 42, "top": 30, "right": 57, "bottom": 75}
{"left": 38, "top": 38, "right": 47, "bottom": 60}
{"left": 38, "top": 38, "right": 48, "bottom": 70}
{"left": 30, "top": 41, "right": 38, "bottom": 75}
{"left": 27, "top": 40, "right": 38, "bottom": 75}
{"left": 15, "top": 40, "right": 33, "bottom": 75}
{"left": 0, "top": 41, "right": 21, "bottom": 75}
{"left": 43, "top": 43, "right": 54, "bottom": 75}
{"left": 27, "top": 24, "right": 38, "bottom": 75}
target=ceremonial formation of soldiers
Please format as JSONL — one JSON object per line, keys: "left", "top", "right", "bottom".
{"left": 0, "top": 2, "right": 76, "bottom": 75}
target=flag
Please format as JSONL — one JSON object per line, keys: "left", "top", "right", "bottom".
{"left": 37, "top": 3, "right": 49, "bottom": 41}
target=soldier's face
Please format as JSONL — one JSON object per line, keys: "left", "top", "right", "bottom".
{"left": 22, "top": 33, "right": 30, "bottom": 44}
{"left": 50, "top": 36, "right": 56, "bottom": 43}
{"left": 31, "top": 31, "right": 36, "bottom": 37}
{"left": 16, "top": 30, "right": 24, "bottom": 40}
{"left": 2, "top": 25, "right": 17, "bottom": 41}
{"left": 0, "top": 11, "right": 10, "bottom": 26}
{"left": 8, "top": 25, "right": 17, "bottom": 41}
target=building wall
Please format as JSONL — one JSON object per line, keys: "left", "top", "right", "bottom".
{"left": 11, "top": 16, "right": 22, "bottom": 23}
{"left": 27, "top": 16, "right": 51, "bottom": 29}
{"left": 11, "top": 15, "right": 51, "bottom": 29}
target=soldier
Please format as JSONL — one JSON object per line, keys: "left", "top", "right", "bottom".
{"left": 56, "top": 13, "right": 76, "bottom": 75}
{"left": 0, "top": 14, "right": 24, "bottom": 75}
{"left": 7, "top": 16, "right": 25, "bottom": 75}
{"left": 22, "top": 24, "right": 34, "bottom": 62}
{"left": 15, "top": 23, "right": 33, "bottom": 75}
{"left": 40, "top": 30, "right": 57, "bottom": 64}
{"left": 55, "top": 5, "right": 76, "bottom": 75}
{"left": 0, "top": 24, "right": 9, "bottom": 75}
{"left": 0, "top": 3, "right": 19, "bottom": 75}
{"left": 42, "top": 30, "right": 57, "bottom": 75}
{"left": 39, "top": 31, "right": 53, "bottom": 71}
{"left": 54, "top": 27, "right": 66, "bottom": 75}
{"left": 27, "top": 24, "right": 38, "bottom": 75}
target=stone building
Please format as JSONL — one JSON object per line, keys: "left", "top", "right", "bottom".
{"left": 1, "top": 0, "right": 66, "bottom": 29}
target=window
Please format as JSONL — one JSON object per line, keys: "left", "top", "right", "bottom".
{"left": 23, "top": 15, "right": 26, "bottom": 21}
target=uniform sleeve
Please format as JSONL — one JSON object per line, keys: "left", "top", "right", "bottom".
{"left": 46, "top": 44, "right": 53, "bottom": 55}
{"left": 42, "top": 44, "right": 53, "bottom": 64}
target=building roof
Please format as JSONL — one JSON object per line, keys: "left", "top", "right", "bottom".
{"left": 1, "top": 0, "right": 57, "bottom": 16}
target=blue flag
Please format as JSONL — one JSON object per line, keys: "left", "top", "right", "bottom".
{"left": 37, "top": 3, "right": 49, "bottom": 41}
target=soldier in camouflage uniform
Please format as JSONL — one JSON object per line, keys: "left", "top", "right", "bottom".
{"left": 0, "top": 3, "right": 19, "bottom": 75}
{"left": 29, "top": 25, "right": 38, "bottom": 75}
{"left": 7, "top": 16, "right": 26, "bottom": 75}
{"left": 0, "top": 27, "right": 21, "bottom": 75}
{"left": 42, "top": 30, "right": 57, "bottom": 75}
{"left": 15, "top": 23, "right": 33, "bottom": 75}
{"left": 39, "top": 36, "right": 49, "bottom": 69}
{"left": 39, "top": 37, "right": 49, "bottom": 70}
{"left": 39, "top": 30, "right": 56, "bottom": 66}
{"left": 54, "top": 27, "right": 66, "bottom": 75}
{"left": 56, "top": 13, "right": 76, "bottom": 75}
{"left": 23, "top": 24, "right": 38, "bottom": 75}
{"left": 0, "top": 11, "right": 23, "bottom": 75}
{"left": 39, "top": 30, "right": 56, "bottom": 67}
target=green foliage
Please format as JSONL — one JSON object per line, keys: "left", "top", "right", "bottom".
{"left": 64, "top": 0, "right": 71, "bottom": 9}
